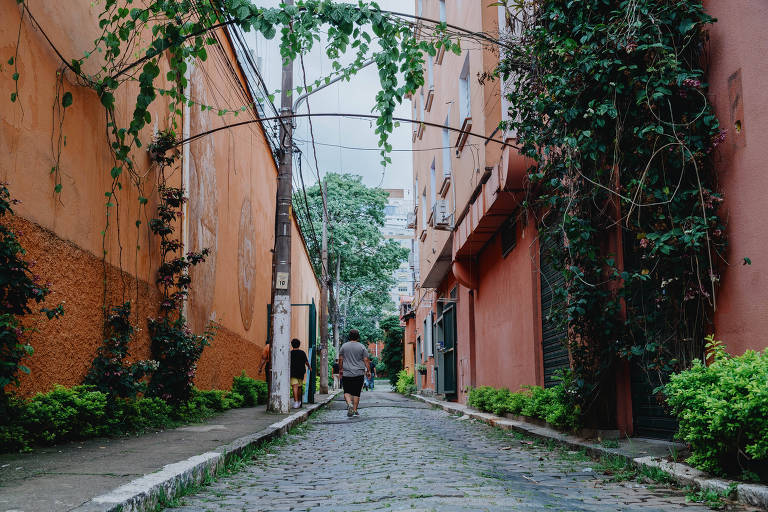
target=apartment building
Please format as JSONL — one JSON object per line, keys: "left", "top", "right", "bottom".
{"left": 382, "top": 189, "right": 415, "bottom": 306}
{"left": 404, "top": 0, "right": 768, "bottom": 438}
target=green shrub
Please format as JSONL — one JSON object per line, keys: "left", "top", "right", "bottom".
{"left": 468, "top": 383, "right": 579, "bottom": 431}
{"left": 467, "top": 386, "right": 496, "bottom": 411}
{"left": 395, "top": 370, "right": 415, "bottom": 395}
{"left": 21, "top": 385, "right": 109, "bottom": 444}
{"left": 111, "top": 396, "right": 172, "bottom": 432}
{"left": 231, "top": 371, "right": 267, "bottom": 406}
{"left": 665, "top": 338, "right": 768, "bottom": 476}
{"left": 0, "top": 368, "right": 270, "bottom": 453}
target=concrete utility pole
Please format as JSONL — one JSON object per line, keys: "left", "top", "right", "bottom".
{"left": 268, "top": 0, "right": 294, "bottom": 414}
{"left": 319, "top": 180, "right": 329, "bottom": 394}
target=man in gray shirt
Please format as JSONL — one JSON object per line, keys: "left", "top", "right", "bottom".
{"left": 338, "top": 329, "right": 371, "bottom": 417}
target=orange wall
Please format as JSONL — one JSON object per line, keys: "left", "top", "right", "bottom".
{"left": 704, "top": 1, "right": 768, "bottom": 355}
{"left": 1, "top": 3, "right": 320, "bottom": 395}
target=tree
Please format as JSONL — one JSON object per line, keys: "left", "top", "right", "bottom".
{"left": 293, "top": 173, "right": 407, "bottom": 346}
{"left": 379, "top": 315, "right": 404, "bottom": 386}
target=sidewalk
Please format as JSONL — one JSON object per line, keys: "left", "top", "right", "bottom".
{"left": 0, "top": 393, "right": 338, "bottom": 512}
{"left": 411, "top": 393, "right": 768, "bottom": 510}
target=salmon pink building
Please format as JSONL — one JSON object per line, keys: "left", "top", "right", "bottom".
{"left": 404, "top": 0, "right": 768, "bottom": 439}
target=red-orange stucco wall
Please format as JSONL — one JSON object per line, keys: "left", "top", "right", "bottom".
{"left": 0, "top": 3, "right": 320, "bottom": 396}
{"left": 472, "top": 222, "right": 541, "bottom": 393}
{"left": 704, "top": 1, "right": 768, "bottom": 355}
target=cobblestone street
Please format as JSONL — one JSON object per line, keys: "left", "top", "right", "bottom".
{"left": 165, "top": 389, "right": 746, "bottom": 512}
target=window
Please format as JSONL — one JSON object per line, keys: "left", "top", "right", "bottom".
{"left": 427, "top": 54, "right": 434, "bottom": 90}
{"left": 418, "top": 0, "right": 423, "bottom": 17}
{"left": 458, "top": 53, "right": 471, "bottom": 120}
{"left": 429, "top": 159, "right": 437, "bottom": 207}
{"left": 421, "top": 191, "right": 427, "bottom": 227}
{"left": 439, "top": 0, "right": 446, "bottom": 23}
{"left": 500, "top": 215, "right": 517, "bottom": 257}
{"left": 425, "top": 313, "right": 434, "bottom": 357}
{"left": 442, "top": 115, "right": 451, "bottom": 175}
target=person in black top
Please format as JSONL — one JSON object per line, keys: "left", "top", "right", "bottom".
{"left": 332, "top": 360, "right": 340, "bottom": 390}
{"left": 290, "top": 338, "right": 310, "bottom": 409}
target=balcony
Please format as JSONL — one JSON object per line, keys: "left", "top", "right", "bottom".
{"left": 452, "top": 141, "right": 533, "bottom": 259}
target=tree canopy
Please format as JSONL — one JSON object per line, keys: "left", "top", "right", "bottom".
{"left": 293, "top": 173, "right": 407, "bottom": 344}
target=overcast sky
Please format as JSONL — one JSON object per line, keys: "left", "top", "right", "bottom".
{"left": 244, "top": 0, "right": 415, "bottom": 190}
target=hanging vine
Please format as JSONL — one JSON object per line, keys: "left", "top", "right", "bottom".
{"left": 499, "top": 0, "right": 726, "bottom": 413}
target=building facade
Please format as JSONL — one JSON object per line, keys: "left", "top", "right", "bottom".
{"left": 382, "top": 189, "right": 415, "bottom": 306}
{"left": 404, "top": 0, "right": 768, "bottom": 437}
{"left": 0, "top": 3, "right": 320, "bottom": 396}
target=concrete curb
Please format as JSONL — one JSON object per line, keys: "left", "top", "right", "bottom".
{"left": 75, "top": 392, "right": 341, "bottom": 512}
{"left": 410, "top": 394, "right": 768, "bottom": 510}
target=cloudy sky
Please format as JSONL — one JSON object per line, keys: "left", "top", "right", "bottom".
{"left": 244, "top": 0, "right": 415, "bottom": 190}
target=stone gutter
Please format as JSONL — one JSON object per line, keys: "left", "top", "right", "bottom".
{"left": 410, "top": 393, "right": 768, "bottom": 510}
{"left": 74, "top": 392, "right": 341, "bottom": 512}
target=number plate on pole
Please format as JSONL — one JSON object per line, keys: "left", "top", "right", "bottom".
{"left": 276, "top": 272, "right": 289, "bottom": 289}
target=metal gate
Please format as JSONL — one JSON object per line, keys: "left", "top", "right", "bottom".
{"left": 436, "top": 290, "right": 457, "bottom": 398}
{"left": 539, "top": 239, "right": 570, "bottom": 388}
{"left": 630, "top": 363, "right": 677, "bottom": 439}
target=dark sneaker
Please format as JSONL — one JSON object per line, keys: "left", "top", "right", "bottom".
{"left": 354, "top": 409, "right": 360, "bottom": 416}
{"left": 347, "top": 404, "right": 354, "bottom": 417}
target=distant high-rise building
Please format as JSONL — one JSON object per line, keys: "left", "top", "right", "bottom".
{"left": 382, "top": 189, "right": 415, "bottom": 307}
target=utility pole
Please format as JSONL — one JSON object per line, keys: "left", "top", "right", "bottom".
{"left": 333, "top": 252, "right": 341, "bottom": 354}
{"left": 319, "top": 180, "right": 329, "bottom": 394}
{"left": 268, "top": 0, "right": 293, "bottom": 414}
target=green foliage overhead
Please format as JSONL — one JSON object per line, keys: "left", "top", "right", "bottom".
{"left": 500, "top": 0, "right": 725, "bottom": 410}
{"left": 665, "top": 337, "right": 768, "bottom": 479}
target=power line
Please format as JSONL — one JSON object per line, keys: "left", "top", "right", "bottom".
{"left": 178, "top": 112, "right": 516, "bottom": 149}
{"left": 294, "top": 138, "right": 480, "bottom": 153}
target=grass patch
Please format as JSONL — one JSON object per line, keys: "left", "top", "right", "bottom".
{"left": 685, "top": 484, "right": 737, "bottom": 510}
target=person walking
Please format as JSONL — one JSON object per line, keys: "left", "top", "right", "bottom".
{"left": 290, "top": 338, "right": 311, "bottom": 409}
{"left": 338, "top": 329, "right": 371, "bottom": 417}
{"left": 368, "top": 360, "right": 376, "bottom": 390}
{"left": 258, "top": 339, "right": 271, "bottom": 400}
{"left": 332, "top": 359, "right": 340, "bottom": 390}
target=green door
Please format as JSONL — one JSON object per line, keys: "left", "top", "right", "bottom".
{"left": 436, "top": 290, "right": 457, "bottom": 398}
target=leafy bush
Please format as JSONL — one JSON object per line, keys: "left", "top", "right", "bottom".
{"left": 21, "top": 385, "right": 109, "bottom": 444}
{"left": 231, "top": 371, "right": 267, "bottom": 406}
{"left": 395, "top": 369, "right": 415, "bottom": 395}
{"left": 665, "top": 337, "right": 768, "bottom": 477}
{"left": 84, "top": 302, "right": 157, "bottom": 399}
{"left": 0, "top": 372, "right": 269, "bottom": 453}
{"left": 467, "top": 382, "right": 579, "bottom": 431}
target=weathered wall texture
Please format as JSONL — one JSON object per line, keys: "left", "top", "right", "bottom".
{"left": 704, "top": 1, "right": 768, "bottom": 355}
{"left": 1, "top": 2, "right": 320, "bottom": 396}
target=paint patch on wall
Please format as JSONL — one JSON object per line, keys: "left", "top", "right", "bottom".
{"left": 188, "top": 68, "right": 218, "bottom": 332}
{"left": 238, "top": 198, "right": 257, "bottom": 330}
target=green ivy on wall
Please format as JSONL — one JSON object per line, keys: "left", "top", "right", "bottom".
{"left": 499, "top": 0, "right": 726, "bottom": 413}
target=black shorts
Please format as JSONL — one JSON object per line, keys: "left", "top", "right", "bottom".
{"left": 342, "top": 375, "right": 365, "bottom": 397}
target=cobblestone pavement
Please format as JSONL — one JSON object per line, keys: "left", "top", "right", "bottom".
{"left": 166, "top": 390, "right": 748, "bottom": 512}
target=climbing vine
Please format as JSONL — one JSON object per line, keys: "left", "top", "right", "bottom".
{"left": 499, "top": 0, "right": 726, "bottom": 413}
